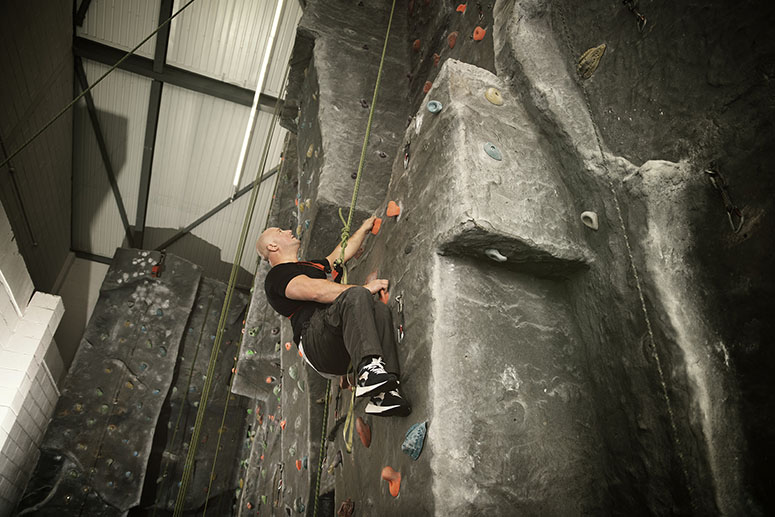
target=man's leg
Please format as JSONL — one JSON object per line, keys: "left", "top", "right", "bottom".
{"left": 372, "top": 297, "right": 400, "bottom": 376}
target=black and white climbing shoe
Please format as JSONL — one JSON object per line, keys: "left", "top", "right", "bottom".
{"left": 355, "top": 357, "right": 398, "bottom": 398}
{"left": 365, "top": 389, "right": 412, "bottom": 417}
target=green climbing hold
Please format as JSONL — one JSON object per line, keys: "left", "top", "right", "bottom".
{"left": 275, "top": 342, "right": 281, "bottom": 352}
{"left": 246, "top": 349, "right": 255, "bottom": 356}
{"left": 96, "top": 387, "right": 104, "bottom": 396}
{"left": 261, "top": 495, "right": 267, "bottom": 505}
{"left": 288, "top": 365, "right": 298, "bottom": 380}
{"left": 483, "top": 142, "right": 502, "bottom": 161}
{"left": 402, "top": 421, "right": 427, "bottom": 460}
{"left": 297, "top": 380, "right": 306, "bottom": 392}
{"left": 289, "top": 446, "right": 296, "bottom": 456}
{"left": 248, "top": 327, "right": 259, "bottom": 337}
{"left": 247, "top": 408, "right": 253, "bottom": 415}
{"left": 273, "top": 385, "right": 281, "bottom": 397}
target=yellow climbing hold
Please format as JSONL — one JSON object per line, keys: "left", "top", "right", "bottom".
{"left": 484, "top": 87, "right": 503, "bottom": 106}
{"left": 577, "top": 44, "right": 606, "bottom": 80}
{"left": 306, "top": 144, "right": 314, "bottom": 158}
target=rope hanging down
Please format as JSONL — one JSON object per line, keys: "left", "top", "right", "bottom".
{"left": 0, "top": 0, "right": 200, "bottom": 170}
{"left": 335, "top": 0, "right": 398, "bottom": 285}
{"left": 172, "top": 59, "right": 290, "bottom": 516}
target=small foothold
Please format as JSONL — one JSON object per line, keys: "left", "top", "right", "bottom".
{"left": 337, "top": 498, "right": 355, "bottom": 517}
{"left": 306, "top": 144, "right": 314, "bottom": 158}
{"left": 381, "top": 466, "right": 401, "bottom": 497}
{"left": 473, "top": 26, "right": 487, "bottom": 41}
{"left": 580, "top": 211, "right": 599, "bottom": 230}
{"left": 297, "top": 379, "right": 306, "bottom": 392}
{"left": 359, "top": 98, "right": 369, "bottom": 109}
{"left": 156, "top": 308, "right": 163, "bottom": 316}
{"left": 246, "top": 349, "right": 255, "bottom": 356}
{"left": 423, "top": 81, "right": 432, "bottom": 94}
{"left": 261, "top": 495, "right": 268, "bottom": 505}
{"left": 427, "top": 100, "right": 443, "bottom": 113}
{"left": 289, "top": 365, "right": 299, "bottom": 380}
{"left": 265, "top": 376, "right": 275, "bottom": 384}
{"left": 295, "top": 497, "right": 306, "bottom": 513}
{"left": 387, "top": 201, "right": 401, "bottom": 217}
{"left": 432, "top": 52, "right": 440, "bottom": 66}
{"left": 485, "top": 87, "right": 504, "bottom": 105}
{"left": 285, "top": 342, "right": 292, "bottom": 351}
{"left": 302, "top": 456, "right": 308, "bottom": 469}
{"left": 402, "top": 421, "right": 427, "bottom": 460}
{"left": 404, "top": 242, "right": 414, "bottom": 254}
{"left": 577, "top": 44, "right": 606, "bottom": 80}
{"left": 378, "top": 151, "right": 388, "bottom": 159}
{"left": 351, "top": 172, "right": 358, "bottom": 179}
{"left": 485, "top": 248, "right": 508, "bottom": 262}
{"left": 371, "top": 218, "right": 383, "bottom": 235}
{"left": 483, "top": 142, "right": 502, "bottom": 160}
{"left": 271, "top": 327, "right": 280, "bottom": 335}
{"left": 412, "top": 39, "right": 421, "bottom": 52}
{"left": 448, "top": 31, "right": 458, "bottom": 49}
{"left": 96, "top": 387, "right": 104, "bottom": 396}
{"left": 159, "top": 346, "right": 167, "bottom": 357}
{"left": 273, "top": 385, "right": 281, "bottom": 397}
{"left": 356, "top": 417, "right": 371, "bottom": 447}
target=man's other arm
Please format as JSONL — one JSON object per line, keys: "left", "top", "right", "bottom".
{"left": 325, "top": 216, "right": 376, "bottom": 267}
{"left": 285, "top": 275, "right": 388, "bottom": 304}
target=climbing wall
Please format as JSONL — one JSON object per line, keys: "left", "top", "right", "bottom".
{"left": 17, "top": 249, "right": 201, "bottom": 514}
{"left": 240, "top": 0, "right": 771, "bottom": 514}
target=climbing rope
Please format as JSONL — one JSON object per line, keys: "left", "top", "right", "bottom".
{"left": 0, "top": 0, "right": 201, "bottom": 170}
{"left": 556, "top": 3, "right": 694, "bottom": 507}
{"left": 172, "top": 58, "right": 290, "bottom": 516}
{"left": 312, "top": 380, "right": 331, "bottom": 517}
{"left": 335, "top": 0, "right": 398, "bottom": 284}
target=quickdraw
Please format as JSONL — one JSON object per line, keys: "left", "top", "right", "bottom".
{"left": 705, "top": 166, "right": 745, "bottom": 233}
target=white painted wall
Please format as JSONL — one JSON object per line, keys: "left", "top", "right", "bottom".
{"left": 0, "top": 202, "right": 63, "bottom": 515}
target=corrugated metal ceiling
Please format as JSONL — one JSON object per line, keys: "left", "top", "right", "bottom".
{"left": 72, "top": 0, "right": 302, "bottom": 280}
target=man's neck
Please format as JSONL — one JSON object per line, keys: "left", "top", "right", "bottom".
{"left": 270, "top": 253, "right": 299, "bottom": 267}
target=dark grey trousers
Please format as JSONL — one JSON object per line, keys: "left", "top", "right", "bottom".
{"left": 300, "top": 287, "right": 400, "bottom": 376}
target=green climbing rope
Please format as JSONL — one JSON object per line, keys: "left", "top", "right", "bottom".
{"left": 335, "top": 0, "right": 398, "bottom": 285}
{"left": 0, "top": 0, "right": 201, "bottom": 170}
{"left": 312, "top": 380, "right": 332, "bottom": 517}
{"left": 172, "top": 59, "right": 291, "bottom": 516}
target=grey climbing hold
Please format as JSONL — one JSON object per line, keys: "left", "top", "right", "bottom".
{"left": 401, "top": 421, "right": 427, "bottom": 460}
{"left": 289, "top": 365, "right": 299, "bottom": 380}
{"left": 248, "top": 327, "right": 259, "bottom": 337}
{"left": 427, "top": 100, "right": 443, "bottom": 113}
{"left": 297, "top": 380, "right": 306, "bottom": 392}
{"left": 580, "top": 211, "right": 599, "bottom": 230}
{"left": 295, "top": 497, "right": 306, "bottom": 513}
{"left": 485, "top": 249, "right": 508, "bottom": 262}
{"left": 289, "top": 445, "right": 296, "bottom": 456}
{"left": 483, "top": 142, "right": 502, "bottom": 161}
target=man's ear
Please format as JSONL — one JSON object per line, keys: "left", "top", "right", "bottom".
{"left": 267, "top": 242, "right": 279, "bottom": 253}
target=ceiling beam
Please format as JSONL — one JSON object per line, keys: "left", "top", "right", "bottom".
{"left": 74, "top": 56, "right": 136, "bottom": 248}
{"left": 75, "top": 0, "right": 93, "bottom": 27}
{"left": 154, "top": 165, "right": 279, "bottom": 251}
{"left": 134, "top": 0, "right": 173, "bottom": 249}
{"left": 73, "top": 37, "right": 281, "bottom": 110}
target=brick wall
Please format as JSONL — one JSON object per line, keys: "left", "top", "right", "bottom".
{"left": 0, "top": 204, "right": 63, "bottom": 515}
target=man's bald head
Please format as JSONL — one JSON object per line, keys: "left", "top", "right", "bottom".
{"left": 256, "top": 227, "right": 299, "bottom": 264}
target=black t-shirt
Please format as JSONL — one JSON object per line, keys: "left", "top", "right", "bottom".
{"left": 264, "top": 258, "right": 331, "bottom": 344}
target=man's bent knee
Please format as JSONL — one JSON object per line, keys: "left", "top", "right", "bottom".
{"left": 339, "top": 286, "right": 371, "bottom": 304}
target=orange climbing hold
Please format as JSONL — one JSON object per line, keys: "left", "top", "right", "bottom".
{"left": 296, "top": 459, "right": 303, "bottom": 471}
{"left": 447, "top": 31, "right": 458, "bottom": 49}
{"left": 473, "top": 26, "right": 486, "bottom": 41}
{"left": 379, "top": 289, "right": 390, "bottom": 305}
{"left": 356, "top": 417, "right": 371, "bottom": 448}
{"left": 280, "top": 420, "right": 287, "bottom": 430}
{"left": 285, "top": 342, "right": 292, "bottom": 351}
{"left": 265, "top": 376, "right": 273, "bottom": 384}
{"left": 423, "top": 81, "right": 432, "bottom": 93}
{"left": 456, "top": 3, "right": 467, "bottom": 13}
{"left": 386, "top": 201, "right": 401, "bottom": 217}
{"left": 381, "top": 466, "right": 401, "bottom": 497}
{"left": 298, "top": 349, "right": 303, "bottom": 358}
{"left": 370, "top": 217, "right": 382, "bottom": 235}
{"left": 412, "top": 39, "right": 421, "bottom": 52}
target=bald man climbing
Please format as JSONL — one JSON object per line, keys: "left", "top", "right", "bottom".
{"left": 256, "top": 216, "right": 410, "bottom": 417}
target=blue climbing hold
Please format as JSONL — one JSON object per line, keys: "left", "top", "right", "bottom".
{"left": 483, "top": 142, "right": 502, "bottom": 161}
{"left": 427, "top": 100, "right": 443, "bottom": 113}
{"left": 401, "top": 421, "right": 427, "bottom": 461}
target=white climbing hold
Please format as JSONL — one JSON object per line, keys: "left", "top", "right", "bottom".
{"left": 580, "top": 211, "right": 599, "bottom": 230}
{"left": 485, "top": 248, "right": 508, "bottom": 262}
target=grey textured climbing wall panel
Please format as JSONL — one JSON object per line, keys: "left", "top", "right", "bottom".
{"left": 147, "top": 278, "right": 250, "bottom": 514}
{"left": 18, "top": 249, "right": 201, "bottom": 514}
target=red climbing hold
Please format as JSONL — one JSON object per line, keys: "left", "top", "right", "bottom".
{"left": 371, "top": 217, "right": 382, "bottom": 235}
{"left": 423, "top": 81, "right": 432, "bottom": 94}
{"left": 448, "top": 31, "right": 458, "bottom": 49}
{"left": 412, "top": 39, "right": 421, "bottom": 52}
{"left": 386, "top": 201, "right": 401, "bottom": 217}
{"left": 356, "top": 417, "right": 371, "bottom": 448}
{"left": 379, "top": 289, "right": 390, "bottom": 305}
{"left": 433, "top": 53, "right": 441, "bottom": 66}
{"left": 473, "top": 26, "right": 487, "bottom": 41}
{"left": 298, "top": 349, "right": 303, "bottom": 358}
{"left": 285, "top": 342, "right": 292, "bottom": 351}
{"left": 296, "top": 459, "right": 303, "bottom": 471}
{"left": 381, "top": 466, "right": 401, "bottom": 497}
{"left": 280, "top": 419, "right": 287, "bottom": 430}
{"left": 456, "top": 3, "right": 467, "bottom": 13}
{"left": 265, "top": 376, "right": 273, "bottom": 384}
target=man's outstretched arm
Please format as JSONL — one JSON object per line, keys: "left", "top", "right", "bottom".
{"left": 326, "top": 216, "right": 376, "bottom": 267}
{"left": 286, "top": 275, "right": 387, "bottom": 305}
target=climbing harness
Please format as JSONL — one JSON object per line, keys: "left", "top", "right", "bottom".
{"left": 556, "top": 3, "right": 694, "bottom": 508}
{"left": 705, "top": 166, "right": 744, "bottom": 233}
{"left": 0, "top": 0, "right": 201, "bottom": 170}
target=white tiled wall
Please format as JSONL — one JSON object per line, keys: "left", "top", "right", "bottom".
{"left": 1, "top": 204, "right": 64, "bottom": 515}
